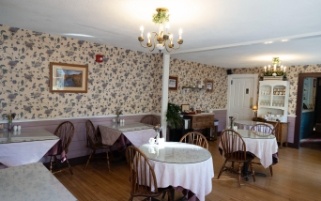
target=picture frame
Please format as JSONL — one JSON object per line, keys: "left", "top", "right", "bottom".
{"left": 181, "top": 104, "right": 190, "bottom": 112}
{"left": 205, "top": 80, "right": 213, "bottom": 92}
{"left": 49, "top": 62, "right": 88, "bottom": 93}
{"left": 169, "top": 76, "right": 178, "bottom": 90}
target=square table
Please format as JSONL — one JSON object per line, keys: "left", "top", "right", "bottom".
{"left": 0, "top": 128, "right": 59, "bottom": 167}
{"left": 0, "top": 162, "right": 76, "bottom": 201}
{"left": 98, "top": 122, "right": 157, "bottom": 147}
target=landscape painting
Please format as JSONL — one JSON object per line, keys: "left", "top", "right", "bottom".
{"left": 49, "top": 62, "right": 88, "bottom": 93}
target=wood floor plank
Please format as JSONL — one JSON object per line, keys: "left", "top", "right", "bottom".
{"left": 55, "top": 140, "right": 321, "bottom": 201}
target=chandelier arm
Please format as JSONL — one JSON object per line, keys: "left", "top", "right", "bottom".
{"left": 164, "top": 44, "right": 173, "bottom": 53}
{"left": 139, "top": 41, "right": 149, "bottom": 48}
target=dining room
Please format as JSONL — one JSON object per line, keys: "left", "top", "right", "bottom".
{"left": 1, "top": 1, "right": 321, "bottom": 201}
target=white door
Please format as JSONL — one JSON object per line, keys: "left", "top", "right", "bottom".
{"left": 227, "top": 74, "right": 258, "bottom": 127}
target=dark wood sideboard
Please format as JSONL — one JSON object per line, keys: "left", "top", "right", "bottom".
{"left": 184, "top": 113, "right": 216, "bottom": 140}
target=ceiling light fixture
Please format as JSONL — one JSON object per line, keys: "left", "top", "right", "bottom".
{"left": 138, "top": 8, "right": 183, "bottom": 52}
{"left": 63, "top": 33, "right": 94, "bottom": 38}
{"left": 263, "top": 57, "right": 287, "bottom": 79}
{"left": 264, "top": 41, "right": 273, "bottom": 44}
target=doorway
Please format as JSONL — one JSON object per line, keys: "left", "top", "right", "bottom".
{"left": 294, "top": 73, "right": 321, "bottom": 148}
{"left": 227, "top": 74, "right": 258, "bottom": 125}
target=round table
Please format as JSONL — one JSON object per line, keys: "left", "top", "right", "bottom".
{"left": 139, "top": 142, "right": 214, "bottom": 201}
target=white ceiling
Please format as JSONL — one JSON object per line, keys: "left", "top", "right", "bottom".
{"left": 1, "top": 0, "right": 321, "bottom": 68}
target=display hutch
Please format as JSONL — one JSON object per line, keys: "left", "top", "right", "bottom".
{"left": 256, "top": 80, "right": 289, "bottom": 147}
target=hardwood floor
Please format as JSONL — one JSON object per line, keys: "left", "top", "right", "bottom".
{"left": 55, "top": 140, "right": 321, "bottom": 201}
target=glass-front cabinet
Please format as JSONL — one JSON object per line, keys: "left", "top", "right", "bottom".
{"left": 257, "top": 80, "right": 289, "bottom": 122}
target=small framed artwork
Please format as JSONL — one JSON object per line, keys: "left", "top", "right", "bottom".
{"left": 49, "top": 62, "right": 88, "bottom": 93}
{"left": 181, "top": 104, "right": 190, "bottom": 112}
{"left": 169, "top": 76, "right": 178, "bottom": 90}
{"left": 205, "top": 80, "right": 213, "bottom": 92}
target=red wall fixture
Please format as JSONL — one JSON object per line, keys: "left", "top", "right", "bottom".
{"left": 95, "top": 54, "right": 104, "bottom": 63}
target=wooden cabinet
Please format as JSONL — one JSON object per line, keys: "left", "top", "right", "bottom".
{"left": 184, "top": 113, "right": 214, "bottom": 129}
{"left": 184, "top": 113, "right": 216, "bottom": 140}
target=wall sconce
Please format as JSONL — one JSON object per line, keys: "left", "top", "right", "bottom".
{"left": 95, "top": 54, "right": 104, "bottom": 63}
{"left": 252, "top": 105, "right": 258, "bottom": 119}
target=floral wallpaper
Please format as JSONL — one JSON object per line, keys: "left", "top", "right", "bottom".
{"left": 168, "top": 59, "right": 228, "bottom": 111}
{"left": 0, "top": 24, "right": 228, "bottom": 121}
{"left": 0, "top": 24, "right": 163, "bottom": 120}
{"left": 1, "top": 23, "right": 320, "bottom": 121}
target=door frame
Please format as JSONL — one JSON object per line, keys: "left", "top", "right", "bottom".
{"left": 294, "top": 72, "right": 321, "bottom": 148}
{"left": 227, "top": 74, "right": 259, "bottom": 124}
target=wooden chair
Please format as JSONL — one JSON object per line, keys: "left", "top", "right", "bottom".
{"left": 251, "top": 123, "right": 274, "bottom": 136}
{"left": 251, "top": 122, "right": 277, "bottom": 176}
{"left": 217, "top": 129, "right": 255, "bottom": 186}
{"left": 141, "top": 115, "right": 165, "bottom": 138}
{"left": 85, "top": 120, "right": 111, "bottom": 171}
{"left": 179, "top": 131, "right": 209, "bottom": 149}
{"left": 178, "top": 131, "right": 209, "bottom": 199}
{"left": 140, "top": 115, "right": 160, "bottom": 126}
{"left": 125, "top": 146, "right": 173, "bottom": 201}
{"left": 47, "top": 121, "right": 74, "bottom": 174}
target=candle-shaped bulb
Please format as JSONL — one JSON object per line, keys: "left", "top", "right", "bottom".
{"left": 264, "top": 66, "right": 267, "bottom": 72}
{"left": 283, "top": 66, "right": 286, "bottom": 73}
{"left": 147, "top": 32, "right": 151, "bottom": 43}
{"left": 165, "top": 23, "right": 170, "bottom": 32}
{"left": 178, "top": 28, "right": 183, "bottom": 40}
{"left": 273, "top": 64, "right": 276, "bottom": 72}
{"left": 169, "top": 34, "right": 173, "bottom": 44}
{"left": 140, "top": 26, "right": 144, "bottom": 37}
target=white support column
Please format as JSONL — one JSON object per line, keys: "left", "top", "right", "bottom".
{"left": 161, "top": 53, "right": 170, "bottom": 140}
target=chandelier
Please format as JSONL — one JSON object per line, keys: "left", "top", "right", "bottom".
{"left": 138, "top": 8, "right": 183, "bottom": 52}
{"left": 263, "top": 57, "right": 287, "bottom": 77}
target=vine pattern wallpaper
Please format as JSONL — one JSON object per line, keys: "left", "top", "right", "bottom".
{"left": 0, "top": 24, "right": 227, "bottom": 121}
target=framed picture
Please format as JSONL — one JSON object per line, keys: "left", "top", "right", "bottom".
{"left": 181, "top": 104, "right": 190, "bottom": 112}
{"left": 205, "top": 80, "right": 213, "bottom": 92}
{"left": 49, "top": 62, "right": 88, "bottom": 93}
{"left": 169, "top": 76, "right": 178, "bottom": 90}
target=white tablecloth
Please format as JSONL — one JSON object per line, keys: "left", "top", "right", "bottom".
{"left": 0, "top": 162, "right": 76, "bottom": 201}
{"left": 140, "top": 142, "right": 214, "bottom": 201}
{"left": 237, "top": 129, "right": 278, "bottom": 168}
{"left": 0, "top": 128, "right": 59, "bottom": 167}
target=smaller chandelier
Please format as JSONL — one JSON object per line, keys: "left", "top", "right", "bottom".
{"left": 138, "top": 8, "right": 183, "bottom": 52}
{"left": 263, "top": 57, "right": 287, "bottom": 77}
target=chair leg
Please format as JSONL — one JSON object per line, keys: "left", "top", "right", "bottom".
{"left": 250, "top": 163, "right": 256, "bottom": 182}
{"left": 269, "top": 165, "right": 273, "bottom": 176}
{"left": 49, "top": 156, "right": 54, "bottom": 172}
{"left": 106, "top": 150, "right": 110, "bottom": 171}
{"left": 85, "top": 149, "right": 95, "bottom": 169}
{"left": 217, "top": 160, "right": 228, "bottom": 179}
{"left": 66, "top": 158, "right": 73, "bottom": 175}
{"left": 237, "top": 163, "right": 242, "bottom": 187}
